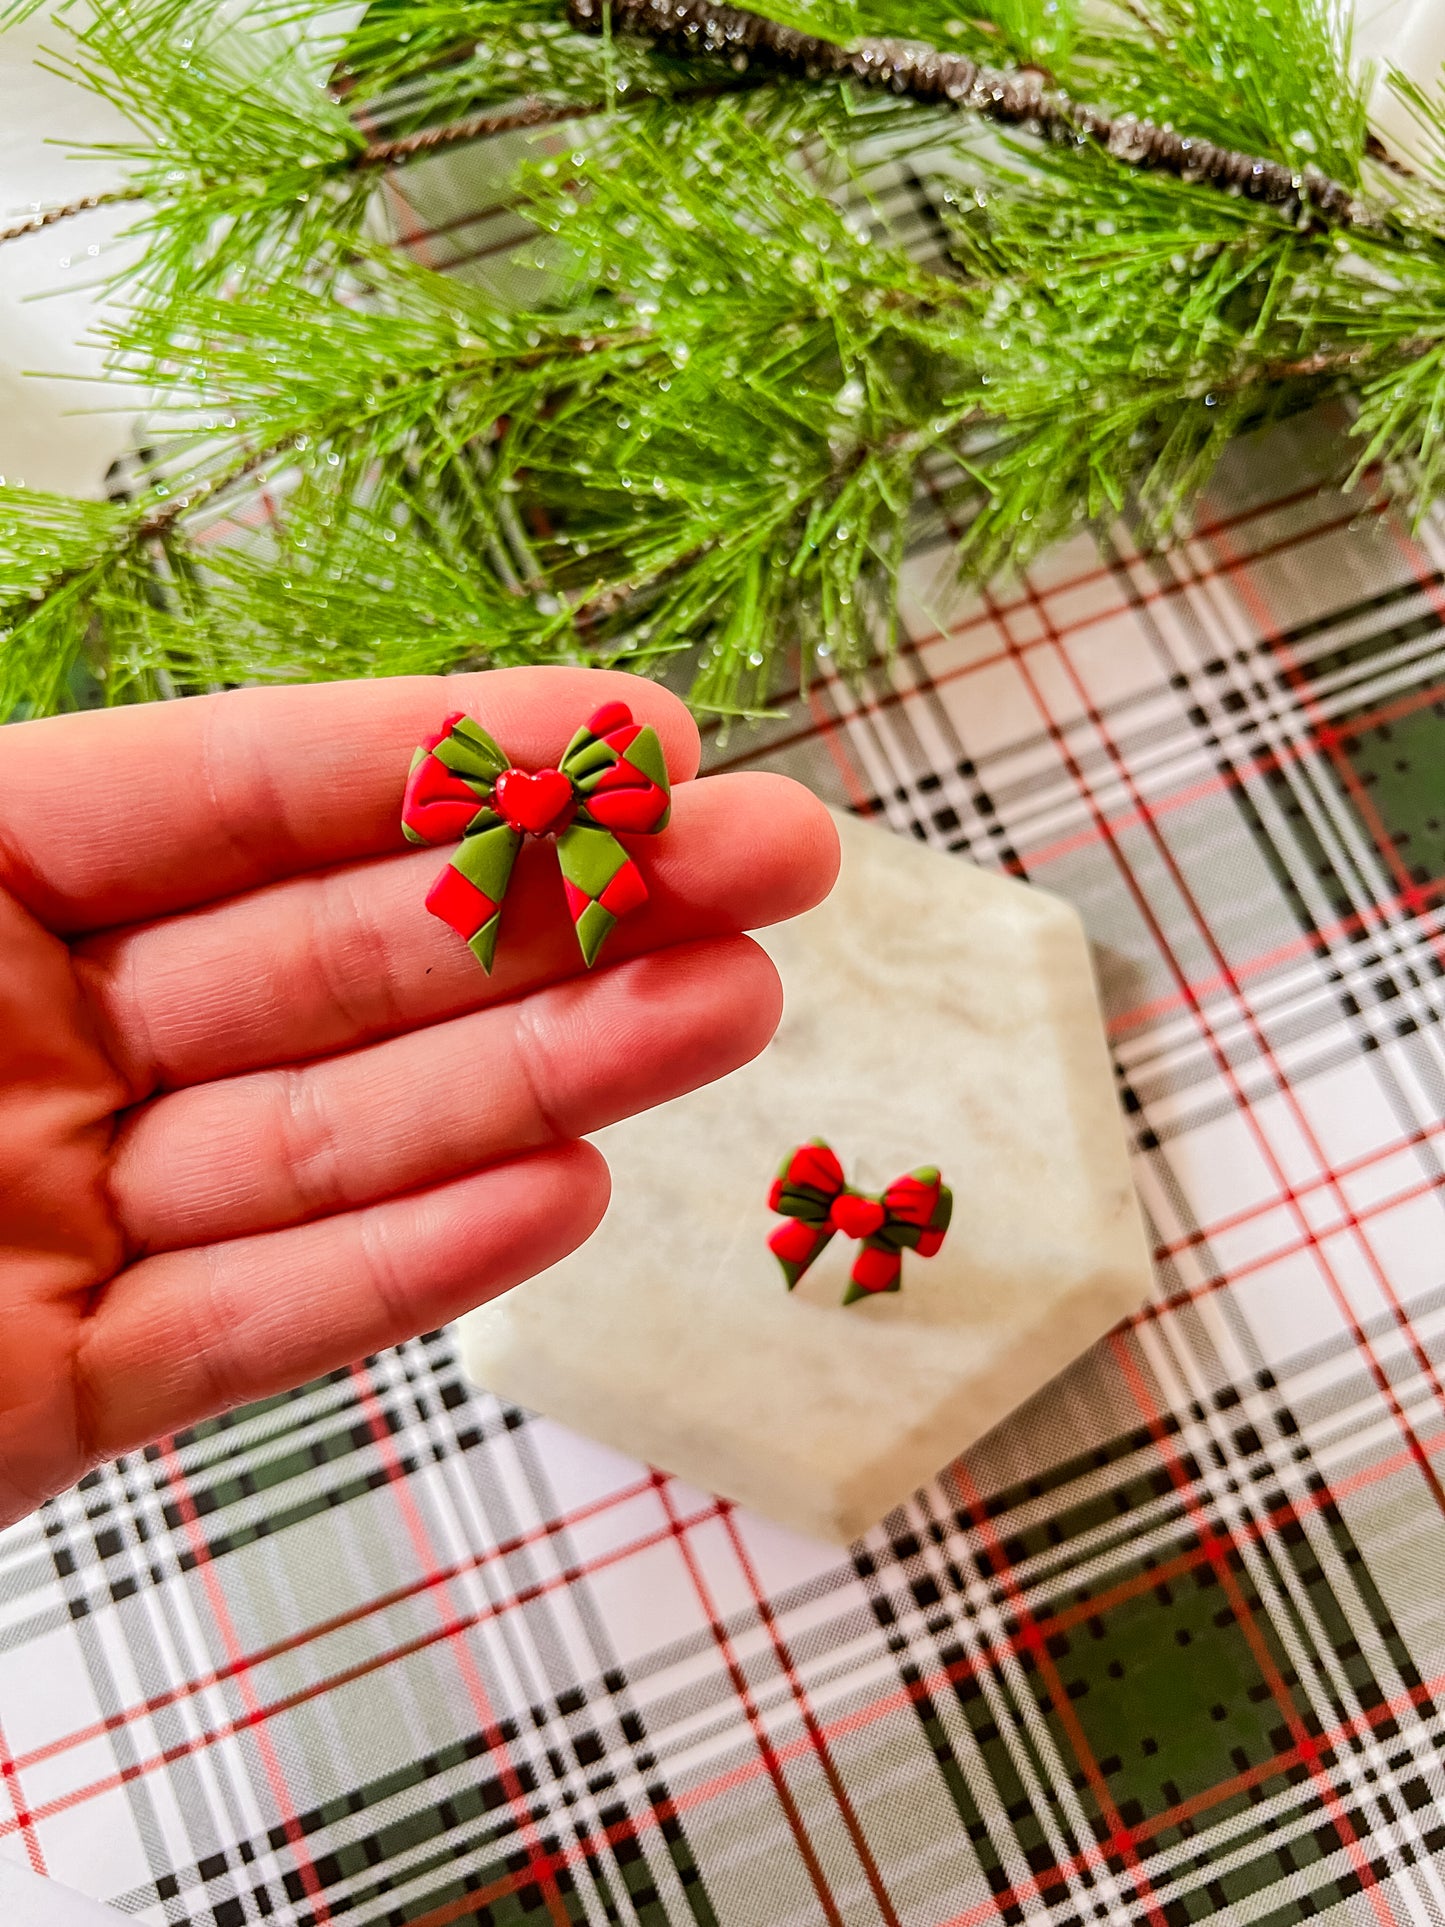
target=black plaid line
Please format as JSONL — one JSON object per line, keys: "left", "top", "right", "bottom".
{"left": 1199, "top": 658, "right": 1445, "bottom": 1065}
{"left": 842, "top": 664, "right": 1032, "bottom": 874}
{"left": 118, "top": 1339, "right": 520, "bottom": 1574}
{"left": 843, "top": 1321, "right": 1445, "bottom": 1927}
{"left": 38, "top": 1339, "right": 557, "bottom": 1922}
{"left": 1129, "top": 1310, "right": 1445, "bottom": 1906}
{"left": 32, "top": 1460, "right": 281, "bottom": 1924}
{"left": 846, "top": 153, "right": 959, "bottom": 271}
{"left": 103, "top": 1674, "right": 708, "bottom": 1927}
{"left": 348, "top": 1336, "right": 723, "bottom": 1924}
{"left": 65, "top": 232, "right": 1445, "bottom": 1927}
{"left": 1100, "top": 519, "right": 1445, "bottom": 1138}
{"left": 1079, "top": 520, "right": 1445, "bottom": 1305}
{"left": 843, "top": 639, "right": 1141, "bottom": 863}
{"left": 851, "top": 1415, "right": 1200, "bottom": 1920}
{"left": 1173, "top": 1277, "right": 1445, "bottom": 1446}
{"left": 106, "top": 1729, "right": 552, "bottom": 1923}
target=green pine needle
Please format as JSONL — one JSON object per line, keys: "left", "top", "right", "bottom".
{"left": 1, "top": 0, "right": 1442, "bottom": 719}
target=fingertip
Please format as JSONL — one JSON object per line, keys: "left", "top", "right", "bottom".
{"left": 708, "top": 933, "right": 785, "bottom": 1061}
{"left": 483, "top": 1138, "right": 613, "bottom": 1291}
{"left": 586, "top": 934, "right": 785, "bottom": 1101}
{"left": 653, "top": 772, "right": 840, "bottom": 932}
{"left": 780, "top": 780, "right": 843, "bottom": 914}
{"left": 558, "top": 1136, "right": 613, "bottom": 1242}
{"left": 385, "top": 1142, "right": 613, "bottom": 1332}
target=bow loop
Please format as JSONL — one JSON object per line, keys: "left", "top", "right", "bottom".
{"left": 767, "top": 1140, "right": 952, "bottom": 1303}
{"left": 401, "top": 703, "right": 671, "bottom": 972}
{"left": 767, "top": 1140, "right": 847, "bottom": 1222}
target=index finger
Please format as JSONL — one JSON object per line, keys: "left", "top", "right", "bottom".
{"left": 0, "top": 668, "right": 701, "bottom": 934}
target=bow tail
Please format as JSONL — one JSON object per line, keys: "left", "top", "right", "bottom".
{"left": 769, "top": 1218, "right": 837, "bottom": 1290}
{"left": 424, "top": 822, "right": 522, "bottom": 973}
{"left": 555, "top": 824, "right": 649, "bottom": 967}
{"left": 843, "top": 1242, "right": 904, "bottom": 1304}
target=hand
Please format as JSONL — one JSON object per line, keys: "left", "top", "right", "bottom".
{"left": 0, "top": 669, "right": 839, "bottom": 1524}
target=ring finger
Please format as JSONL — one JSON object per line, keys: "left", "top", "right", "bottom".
{"left": 111, "top": 935, "right": 782, "bottom": 1252}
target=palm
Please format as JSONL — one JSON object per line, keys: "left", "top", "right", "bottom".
{"left": 0, "top": 669, "right": 836, "bottom": 1525}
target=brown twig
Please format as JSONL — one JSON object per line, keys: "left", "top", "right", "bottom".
{"left": 1264, "top": 336, "right": 1434, "bottom": 382}
{"left": 353, "top": 95, "right": 605, "bottom": 168}
{"left": 0, "top": 4, "right": 1383, "bottom": 249}
{"left": 569, "top": 0, "right": 1375, "bottom": 229}
{"left": 0, "top": 108, "right": 610, "bottom": 252}
{"left": 0, "top": 82, "right": 761, "bottom": 251}
{"left": 351, "top": 77, "right": 755, "bottom": 167}
{"left": 127, "top": 439, "right": 292, "bottom": 545}
{"left": 3, "top": 438, "right": 298, "bottom": 633}
{"left": 0, "top": 187, "right": 146, "bottom": 247}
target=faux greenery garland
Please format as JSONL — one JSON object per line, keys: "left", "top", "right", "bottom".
{"left": 1, "top": 0, "right": 1442, "bottom": 720}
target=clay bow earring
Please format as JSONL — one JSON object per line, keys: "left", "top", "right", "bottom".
{"left": 769, "top": 1140, "right": 952, "bottom": 1303}
{"left": 402, "top": 702, "right": 671, "bottom": 971}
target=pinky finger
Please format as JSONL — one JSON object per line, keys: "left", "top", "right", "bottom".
{"left": 76, "top": 1142, "right": 609, "bottom": 1463}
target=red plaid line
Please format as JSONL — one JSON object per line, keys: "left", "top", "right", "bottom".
{"left": 719, "top": 1500, "right": 904, "bottom": 1926}
{"left": 8, "top": 1470, "right": 661, "bottom": 1779}
{"left": 978, "top": 543, "right": 1445, "bottom": 1521}
{"left": 930, "top": 1655, "right": 1445, "bottom": 1927}
{"left": 343, "top": 1363, "right": 573, "bottom": 1927}
{"left": 0, "top": 1492, "right": 721, "bottom": 1846}
{"left": 1149, "top": 523, "right": 1445, "bottom": 1430}
{"left": 707, "top": 483, "right": 1393, "bottom": 773}
{"left": 155, "top": 1436, "right": 335, "bottom": 1922}
{"left": 650, "top": 1472, "right": 854, "bottom": 1927}
{"left": 11, "top": 1392, "right": 1437, "bottom": 1899}
{"left": 1213, "top": 513, "right": 1445, "bottom": 960}
{"left": 951, "top": 1457, "right": 1175, "bottom": 1927}
{"left": 1105, "top": 1338, "right": 1405, "bottom": 1927}
{"left": 10, "top": 1416, "right": 1440, "bottom": 1914}
{"left": 0, "top": 1706, "right": 45, "bottom": 1876}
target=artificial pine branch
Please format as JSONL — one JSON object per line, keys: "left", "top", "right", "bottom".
{"left": 1, "top": 0, "right": 1443, "bottom": 720}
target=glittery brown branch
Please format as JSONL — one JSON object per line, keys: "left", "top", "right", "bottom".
{"left": 0, "top": 107, "right": 616, "bottom": 253}
{"left": 353, "top": 79, "right": 752, "bottom": 167}
{"left": 567, "top": 0, "right": 1371, "bottom": 228}
{"left": 0, "top": 188, "right": 146, "bottom": 248}
{"left": 354, "top": 96, "right": 605, "bottom": 168}
{"left": 1, "top": 83, "right": 761, "bottom": 252}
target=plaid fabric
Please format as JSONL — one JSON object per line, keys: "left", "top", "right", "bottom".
{"left": 5, "top": 403, "right": 1445, "bottom": 1925}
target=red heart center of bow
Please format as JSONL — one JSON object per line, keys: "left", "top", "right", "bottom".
{"left": 494, "top": 767, "right": 575, "bottom": 837}
{"left": 829, "top": 1193, "right": 886, "bottom": 1241}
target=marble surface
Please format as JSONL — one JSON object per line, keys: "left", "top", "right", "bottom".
{"left": 460, "top": 810, "right": 1155, "bottom": 1544}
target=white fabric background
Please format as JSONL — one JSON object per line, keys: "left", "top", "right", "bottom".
{"left": 0, "top": 7, "right": 140, "bottom": 494}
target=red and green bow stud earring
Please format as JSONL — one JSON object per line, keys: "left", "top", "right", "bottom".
{"left": 768, "top": 1141, "right": 953, "bottom": 1303}
{"left": 401, "top": 702, "right": 671, "bottom": 971}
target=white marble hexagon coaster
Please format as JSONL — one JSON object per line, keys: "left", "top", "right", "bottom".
{"left": 459, "top": 809, "right": 1153, "bottom": 1544}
